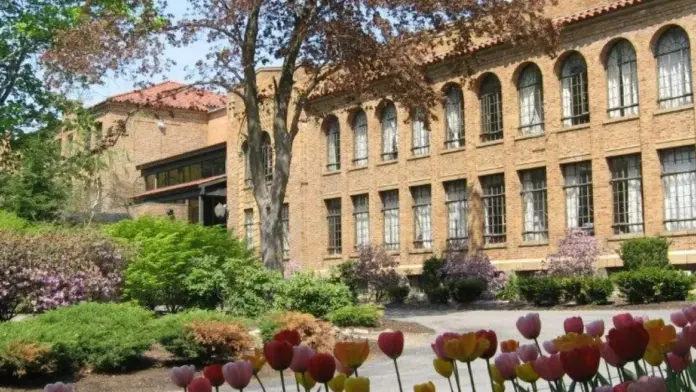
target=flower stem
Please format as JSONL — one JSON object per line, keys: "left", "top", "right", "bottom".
{"left": 485, "top": 359, "right": 496, "bottom": 392}
{"left": 466, "top": 361, "right": 477, "bottom": 392}
{"left": 325, "top": 383, "right": 329, "bottom": 392}
{"left": 255, "top": 374, "right": 268, "bottom": 392}
{"left": 354, "top": 368, "right": 360, "bottom": 377}
{"left": 531, "top": 382, "right": 538, "bottom": 392}
{"left": 452, "top": 361, "right": 462, "bottom": 392}
{"left": 280, "top": 371, "right": 287, "bottom": 392}
{"left": 447, "top": 377, "right": 455, "bottom": 392}
{"left": 296, "top": 373, "right": 301, "bottom": 392}
{"left": 302, "top": 372, "right": 310, "bottom": 392}
{"left": 393, "top": 359, "right": 404, "bottom": 392}
{"left": 533, "top": 339, "right": 543, "bottom": 355}
{"left": 604, "top": 360, "right": 613, "bottom": 384}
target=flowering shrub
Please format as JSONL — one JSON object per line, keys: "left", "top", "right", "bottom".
{"left": 333, "top": 246, "right": 403, "bottom": 303}
{"left": 443, "top": 251, "right": 508, "bottom": 298}
{"left": 545, "top": 228, "right": 601, "bottom": 277}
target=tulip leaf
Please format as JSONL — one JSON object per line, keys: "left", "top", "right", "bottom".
{"left": 595, "top": 373, "right": 610, "bottom": 386}
{"left": 620, "top": 367, "right": 636, "bottom": 381}
{"left": 567, "top": 381, "right": 576, "bottom": 392}
{"left": 689, "top": 363, "right": 696, "bottom": 386}
{"left": 633, "top": 361, "right": 646, "bottom": 377}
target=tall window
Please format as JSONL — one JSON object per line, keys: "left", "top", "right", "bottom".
{"left": 242, "top": 141, "right": 251, "bottom": 187}
{"left": 353, "top": 110, "right": 368, "bottom": 166}
{"left": 661, "top": 147, "right": 696, "bottom": 231}
{"left": 381, "top": 103, "right": 398, "bottom": 161}
{"left": 244, "top": 209, "right": 254, "bottom": 248}
{"left": 607, "top": 40, "right": 639, "bottom": 118}
{"left": 521, "top": 169, "right": 548, "bottom": 242}
{"left": 282, "top": 204, "right": 290, "bottom": 258}
{"left": 610, "top": 155, "right": 644, "bottom": 234}
{"left": 561, "top": 53, "right": 590, "bottom": 127}
{"left": 326, "top": 118, "right": 341, "bottom": 171}
{"left": 381, "top": 190, "right": 400, "bottom": 251}
{"left": 480, "top": 74, "right": 503, "bottom": 142}
{"left": 353, "top": 195, "right": 370, "bottom": 248}
{"left": 261, "top": 132, "right": 273, "bottom": 181}
{"left": 563, "top": 161, "right": 594, "bottom": 231}
{"left": 481, "top": 174, "right": 506, "bottom": 244}
{"left": 444, "top": 85, "right": 464, "bottom": 148}
{"left": 518, "top": 64, "right": 544, "bottom": 135}
{"left": 326, "top": 199, "right": 342, "bottom": 255}
{"left": 445, "top": 180, "right": 468, "bottom": 247}
{"left": 412, "top": 108, "right": 430, "bottom": 156}
{"left": 412, "top": 186, "right": 432, "bottom": 249}
{"left": 656, "top": 27, "right": 693, "bottom": 109}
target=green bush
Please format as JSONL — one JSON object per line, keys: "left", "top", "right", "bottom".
{"left": 274, "top": 273, "right": 353, "bottom": 318}
{"left": 613, "top": 267, "right": 694, "bottom": 304}
{"left": 0, "top": 210, "right": 28, "bottom": 231}
{"left": 225, "top": 258, "right": 284, "bottom": 317}
{"left": 425, "top": 286, "right": 450, "bottom": 305}
{"left": 561, "top": 277, "right": 614, "bottom": 305}
{"left": 448, "top": 278, "right": 487, "bottom": 304}
{"left": 619, "top": 237, "right": 670, "bottom": 270}
{"left": 327, "top": 305, "right": 383, "bottom": 327}
{"left": 422, "top": 257, "right": 446, "bottom": 290}
{"left": 330, "top": 260, "right": 361, "bottom": 302}
{"left": 496, "top": 272, "right": 520, "bottom": 301}
{"left": 388, "top": 286, "right": 410, "bottom": 304}
{"left": 519, "top": 276, "right": 563, "bottom": 307}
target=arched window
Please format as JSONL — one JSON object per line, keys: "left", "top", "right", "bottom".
{"left": 656, "top": 27, "right": 693, "bottom": 109}
{"left": 518, "top": 64, "right": 544, "bottom": 135}
{"left": 380, "top": 103, "right": 398, "bottom": 161}
{"left": 444, "top": 85, "right": 464, "bottom": 148}
{"left": 326, "top": 117, "right": 341, "bottom": 171}
{"left": 561, "top": 53, "right": 590, "bottom": 127}
{"left": 352, "top": 110, "right": 368, "bottom": 166}
{"left": 479, "top": 74, "right": 503, "bottom": 142}
{"left": 241, "top": 141, "right": 251, "bottom": 187}
{"left": 261, "top": 132, "right": 273, "bottom": 181}
{"left": 411, "top": 108, "right": 430, "bottom": 156}
{"left": 607, "top": 40, "right": 639, "bottom": 118}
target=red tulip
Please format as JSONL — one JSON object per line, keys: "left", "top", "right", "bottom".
{"left": 494, "top": 352, "right": 520, "bottom": 380}
{"left": 666, "top": 353, "right": 690, "bottom": 373}
{"left": 532, "top": 354, "right": 564, "bottom": 382}
{"left": 290, "top": 345, "right": 315, "bottom": 373}
{"left": 559, "top": 344, "right": 600, "bottom": 382}
{"left": 607, "top": 322, "right": 649, "bottom": 363}
{"left": 564, "top": 317, "right": 584, "bottom": 334}
{"left": 378, "top": 330, "right": 404, "bottom": 359}
{"left": 275, "top": 329, "right": 302, "bottom": 346}
{"left": 500, "top": 339, "right": 520, "bottom": 354}
{"left": 222, "top": 361, "right": 253, "bottom": 390}
{"left": 335, "top": 357, "right": 354, "bottom": 376}
{"left": 475, "top": 330, "right": 497, "bottom": 359}
{"left": 308, "top": 353, "right": 337, "bottom": 383}
{"left": 264, "top": 340, "right": 294, "bottom": 371}
{"left": 585, "top": 320, "right": 605, "bottom": 338}
{"left": 188, "top": 378, "right": 213, "bottom": 392}
{"left": 613, "top": 382, "right": 633, "bottom": 392}
{"left": 431, "top": 332, "right": 460, "bottom": 360}
{"left": 672, "top": 331, "right": 691, "bottom": 356}
{"left": 600, "top": 342, "right": 625, "bottom": 368}
{"left": 671, "top": 311, "right": 689, "bottom": 328}
{"left": 203, "top": 364, "right": 225, "bottom": 387}
{"left": 516, "top": 344, "right": 539, "bottom": 363}
{"left": 516, "top": 313, "right": 542, "bottom": 340}
{"left": 612, "top": 313, "right": 635, "bottom": 328}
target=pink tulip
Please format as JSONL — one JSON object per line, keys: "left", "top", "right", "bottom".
{"left": 627, "top": 376, "right": 667, "bottom": 392}
{"left": 683, "top": 306, "right": 696, "bottom": 323}
{"left": 517, "top": 344, "right": 539, "bottom": 363}
{"left": 542, "top": 340, "right": 558, "bottom": 355}
{"left": 684, "top": 324, "right": 696, "bottom": 348}
{"left": 666, "top": 353, "right": 690, "bottom": 373}
{"left": 672, "top": 331, "right": 691, "bottom": 356}
{"left": 595, "top": 387, "right": 613, "bottom": 392}
{"left": 564, "top": 316, "right": 584, "bottom": 334}
{"left": 170, "top": 365, "right": 196, "bottom": 388}
{"left": 671, "top": 311, "right": 689, "bottom": 328}
{"left": 431, "top": 332, "right": 460, "bottom": 360}
{"left": 494, "top": 352, "right": 520, "bottom": 380}
{"left": 223, "top": 361, "right": 254, "bottom": 390}
{"left": 585, "top": 320, "right": 605, "bottom": 338}
{"left": 44, "top": 383, "right": 74, "bottom": 392}
{"left": 188, "top": 378, "right": 212, "bottom": 392}
{"left": 612, "top": 313, "right": 635, "bottom": 329}
{"left": 290, "top": 345, "right": 315, "bottom": 373}
{"left": 532, "top": 354, "right": 564, "bottom": 382}
{"left": 633, "top": 315, "right": 649, "bottom": 324}
{"left": 516, "top": 313, "right": 542, "bottom": 340}
{"left": 335, "top": 357, "right": 354, "bottom": 376}
{"left": 600, "top": 342, "right": 625, "bottom": 368}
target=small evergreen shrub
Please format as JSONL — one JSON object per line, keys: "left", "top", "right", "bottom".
{"left": 425, "top": 286, "right": 450, "bottom": 305}
{"left": 274, "top": 273, "right": 353, "bottom": 318}
{"left": 613, "top": 268, "right": 693, "bottom": 304}
{"left": 225, "top": 258, "right": 284, "bottom": 317}
{"left": 448, "top": 278, "right": 487, "bottom": 304}
{"left": 388, "top": 285, "right": 410, "bottom": 304}
{"left": 619, "top": 237, "right": 670, "bottom": 270}
{"left": 496, "top": 272, "right": 520, "bottom": 301}
{"left": 327, "top": 305, "right": 382, "bottom": 327}
{"left": 561, "top": 277, "right": 613, "bottom": 305}
{"left": 519, "top": 276, "right": 563, "bottom": 307}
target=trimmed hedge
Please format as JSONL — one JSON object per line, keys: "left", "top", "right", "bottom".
{"left": 388, "top": 286, "right": 410, "bottom": 304}
{"left": 519, "top": 276, "right": 563, "bottom": 307}
{"left": 274, "top": 273, "right": 353, "bottom": 318}
{"left": 619, "top": 237, "right": 670, "bottom": 270}
{"left": 561, "top": 277, "right": 614, "bottom": 305}
{"left": 613, "top": 267, "right": 694, "bottom": 304}
{"left": 327, "top": 305, "right": 383, "bottom": 327}
{"left": 448, "top": 278, "right": 487, "bottom": 304}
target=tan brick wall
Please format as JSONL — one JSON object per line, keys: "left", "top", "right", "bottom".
{"left": 131, "top": 202, "right": 189, "bottom": 221}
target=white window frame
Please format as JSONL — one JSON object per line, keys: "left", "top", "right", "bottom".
{"left": 656, "top": 27, "right": 693, "bottom": 109}
{"left": 381, "top": 190, "right": 400, "bottom": 251}
{"left": 561, "top": 53, "right": 590, "bottom": 127}
{"left": 244, "top": 209, "right": 254, "bottom": 248}
{"left": 607, "top": 40, "right": 639, "bottom": 118}
{"left": 661, "top": 147, "right": 696, "bottom": 231}
{"left": 353, "top": 194, "right": 370, "bottom": 248}
{"left": 352, "top": 111, "right": 368, "bottom": 166}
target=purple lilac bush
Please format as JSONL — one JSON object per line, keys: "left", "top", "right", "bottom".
{"left": 444, "top": 251, "right": 508, "bottom": 298}
{"left": 545, "top": 228, "right": 601, "bottom": 277}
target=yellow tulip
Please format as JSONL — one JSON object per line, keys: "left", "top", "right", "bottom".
{"left": 553, "top": 333, "right": 600, "bottom": 352}
{"left": 489, "top": 364, "right": 504, "bottom": 385}
{"left": 328, "top": 374, "right": 347, "bottom": 392}
{"left": 296, "top": 372, "right": 316, "bottom": 390}
{"left": 516, "top": 363, "right": 540, "bottom": 384}
{"left": 493, "top": 383, "right": 505, "bottom": 392}
{"left": 242, "top": 348, "right": 266, "bottom": 375}
{"left": 443, "top": 332, "right": 490, "bottom": 362}
{"left": 335, "top": 341, "right": 370, "bottom": 370}
{"left": 645, "top": 320, "right": 677, "bottom": 354}
{"left": 345, "top": 377, "right": 370, "bottom": 392}
{"left": 643, "top": 347, "right": 664, "bottom": 367}
{"left": 413, "top": 381, "right": 436, "bottom": 392}
{"left": 433, "top": 358, "right": 453, "bottom": 379}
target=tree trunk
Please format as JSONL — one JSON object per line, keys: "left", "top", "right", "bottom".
{"left": 258, "top": 192, "right": 284, "bottom": 270}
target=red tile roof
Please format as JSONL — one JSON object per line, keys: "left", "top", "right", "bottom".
{"left": 105, "top": 81, "right": 227, "bottom": 112}
{"left": 134, "top": 174, "right": 226, "bottom": 200}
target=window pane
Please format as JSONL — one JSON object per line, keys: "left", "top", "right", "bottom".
{"left": 521, "top": 168, "right": 548, "bottom": 242}
{"left": 445, "top": 86, "right": 464, "bottom": 148}
{"left": 326, "top": 199, "right": 342, "bottom": 254}
{"left": 481, "top": 174, "right": 506, "bottom": 244}
{"left": 607, "top": 40, "right": 639, "bottom": 118}
{"left": 657, "top": 27, "right": 693, "bottom": 108}
{"left": 563, "top": 161, "right": 594, "bottom": 232}
{"left": 244, "top": 209, "right": 254, "bottom": 248}
{"left": 661, "top": 147, "right": 696, "bottom": 231}
{"left": 412, "top": 186, "right": 432, "bottom": 249}
{"left": 610, "top": 155, "right": 644, "bottom": 234}
{"left": 282, "top": 204, "right": 290, "bottom": 258}
{"left": 353, "top": 194, "right": 370, "bottom": 248}
{"left": 381, "top": 104, "right": 398, "bottom": 160}
{"left": 353, "top": 111, "right": 368, "bottom": 166}
{"left": 327, "top": 119, "right": 341, "bottom": 171}
{"left": 561, "top": 54, "right": 590, "bottom": 127}
{"left": 445, "top": 180, "right": 468, "bottom": 248}
{"left": 412, "top": 108, "right": 430, "bottom": 156}
{"left": 518, "top": 64, "right": 544, "bottom": 135}
{"left": 480, "top": 75, "right": 503, "bottom": 142}
{"left": 381, "top": 190, "right": 400, "bottom": 250}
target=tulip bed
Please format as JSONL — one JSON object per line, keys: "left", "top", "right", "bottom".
{"left": 44, "top": 306, "right": 696, "bottom": 392}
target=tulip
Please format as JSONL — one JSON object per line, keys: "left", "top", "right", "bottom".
{"left": 296, "top": 372, "right": 317, "bottom": 390}
{"left": 308, "top": 353, "right": 337, "bottom": 384}
{"left": 493, "top": 384, "right": 504, "bottom": 392}
{"left": 275, "top": 329, "right": 302, "bottom": 346}
{"left": 334, "top": 340, "right": 370, "bottom": 373}
{"left": 542, "top": 340, "right": 558, "bottom": 355}
{"left": 444, "top": 332, "right": 490, "bottom": 363}
{"left": 516, "top": 344, "right": 539, "bottom": 363}
{"left": 644, "top": 319, "right": 677, "bottom": 355}
{"left": 671, "top": 311, "right": 689, "bottom": 328}
{"left": 612, "top": 313, "right": 635, "bottom": 328}
{"left": 203, "top": 364, "right": 225, "bottom": 388}
{"left": 594, "top": 387, "right": 613, "bottom": 392}
{"left": 500, "top": 339, "right": 519, "bottom": 353}
{"left": 564, "top": 316, "right": 584, "bottom": 334}
{"left": 335, "top": 357, "right": 354, "bottom": 376}
{"left": 666, "top": 352, "right": 690, "bottom": 373}
{"left": 378, "top": 330, "right": 405, "bottom": 359}
{"left": 242, "top": 348, "right": 266, "bottom": 375}
{"left": 345, "top": 377, "right": 370, "bottom": 392}
{"left": 642, "top": 347, "right": 663, "bottom": 367}
{"left": 600, "top": 342, "right": 625, "bottom": 368}
{"left": 494, "top": 352, "right": 520, "bottom": 380}
{"left": 627, "top": 376, "right": 667, "bottom": 392}
{"left": 432, "top": 332, "right": 460, "bottom": 360}
{"left": 222, "top": 361, "right": 253, "bottom": 391}
{"left": 633, "top": 316, "right": 649, "bottom": 324}
{"left": 433, "top": 358, "right": 453, "bottom": 379}
{"left": 516, "top": 362, "right": 539, "bottom": 383}
{"left": 607, "top": 322, "right": 649, "bottom": 363}
{"left": 264, "top": 340, "right": 295, "bottom": 371}
{"left": 290, "top": 345, "right": 316, "bottom": 373}
{"left": 489, "top": 363, "right": 504, "bottom": 385}
{"left": 475, "top": 330, "right": 498, "bottom": 359}
{"left": 516, "top": 313, "right": 542, "bottom": 340}
{"left": 683, "top": 305, "right": 696, "bottom": 323}
{"left": 43, "top": 383, "right": 74, "bottom": 392}
{"left": 585, "top": 320, "right": 605, "bottom": 338}
{"left": 413, "top": 382, "right": 436, "bottom": 392}
{"left": 613, "top": 382, "right": 633, "bottom": 392}
{"left": 672, "top": 330, "right": 691, "bottom": 356}
{"left": 328, "top": 374, "right": 347, "bottom": 392}
{"left": 559, "top": 344, "right": 601, "bottom": 383}
{"left": 532, "top": 354, "right": 564, "bottom": 382}
{"left": 684, "top": 324, "right": 696, "bottom": 348}
{"left": 170, "top": 365, "right": 196, "bottom": 389}
{"left": 553, "top": 333, "right": 599, "bottom": 352}
{"left": 188, "top": 378, "right": 213, "bottom": 392}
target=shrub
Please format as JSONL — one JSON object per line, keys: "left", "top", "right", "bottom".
{"left": 185, "top": 321, "right": 254, "bottom": 363}
{"left": 330, "top": 260, "right": 361, "bottom": 302}
{"left": 613, "top": 267, "right": 693, "bottom": 304}
{"left": 105, "top": 217, "right": 252, "bottom": 311}
{"left": 619, "top": 237, "right": 670, "bottom": 270}
{"left": 422, "top": 257, "right": 446, "bottom": 290}
{"left": 225, "top": 258, "right": 284, "bottom": 317}
{"left": 388, "top": 285, "right": 410, "bottom": 304}
{"left": 349, "top": 246, "right": 402, "bottom": 302}
{"left": 561, "top": 277, "right": 613, "bottom": 305}
{"left": 258, "top": 312, "right": 335, "bottom": 353}
{"left": 0, "top": 210, "right": 28, "bottom": 231}
{"left": 496, "top": 272, "right": 520, "bottom": 301}
{"left": 448, "top": 278, "right": 487, "bottom": 304}
{"left": 425, "top": 286, "right": 450, "bottom": 305}
{"left": 0, "top": 341, "right": 57, "bottom": 378}
{"left": 546, "top": 229, "right": 601, "bottom": 277}
{"left": 274, "top": 273, "right": 353, "bottom": 318}
{"left": 443, "top": 252, "right": 507, "bottom": 298}
{"left": 327, "top": 305, "right": 383, "bottom": 327}
{"left": 519, "top": 276, "right": 563, "bottom": 307}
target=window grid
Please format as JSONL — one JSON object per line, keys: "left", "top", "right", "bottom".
{"left": 381, "top": 104, "right": 398, "bottom": 161}
{"left": 326, "top": 119, "right": 341, "bottom": 171}
{"left": 244, "top": 209, "right": 254, "bottom": 249}
{"left": 520, "top": 169, "right": 548, "bottom": 242}
{"left": 261, "top": 132, "right": 273, "bottom": 182}
{"left": 326, "top": 199, "right": 342, "bottom": 255}
{"left": 412, "top": 108, "right": 430, "bottom": 156}
{"left": 480, "top": 76, "right": 504, "bottom": 142}
{"left": 656, "top": 27, "right": 693, "bottom": 109}
{"left": 518, "top": 65, "right": 545, "bottom": 135}
{"left": 412, "top": 186, "right": 432, "bottom": 249}
{"left": 381, "top": 191, "right": 400, "bottom": 251}
{"left": 445, "top": 180, "right": 468, "bottom": 248}
{"left": 607, "top": 40, "right": 639, "bottom": 118}
{"left": 353, "top": 195, "right": 370, "bottom": 248}
{"left": 353, "top": 111, "right": 368, "bottom": 167}
{"left": 444, "top": 86, "right": 465, "bottom": 149}
{"left": 282, "top": 204, "right": 290, "bottom": 259}
{"left": 563, "top": 161, "right": 594, "bottom": 232}
{"left": 661, "top": 147, "right": 696, "bottom": 231}
{"left": 481, "top": 174, "right": 506, "bottom": 244}
{"left": 610, "top": 155, "right": 644, "bottom": 234}
{"left": 561, "top": 54, "right": 590, "bottom": 127}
